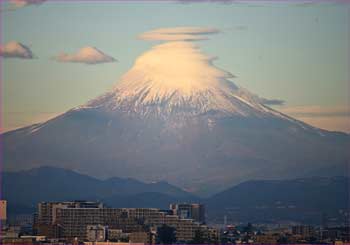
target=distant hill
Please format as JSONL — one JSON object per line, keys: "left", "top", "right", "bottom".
{"left": 3, "top": 167, "right": 349, "bottom": 224}
{"left": 205, "top": 176, "right": 349, "bottom": 224}
{"left": 2, "top": 166, "right": 198, "bottom": 215}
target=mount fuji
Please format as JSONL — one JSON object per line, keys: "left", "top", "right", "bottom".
{"left": 3, "top": 41, "right": 349, "bottom": 195}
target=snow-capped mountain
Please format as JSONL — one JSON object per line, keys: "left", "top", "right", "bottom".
{"left": 3, "top": 41, "right": 349, "bottom": 196}
{"left": 85, "top": 42, "right": 292, "bottom": 119}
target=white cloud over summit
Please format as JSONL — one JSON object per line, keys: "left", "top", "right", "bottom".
{"left": 53, "top": 47, "right": 117, "bottom": 65}
{"left": 139, "top": 27, "right": 220, "bottom": 41}
{"left": 0, "top": 41, "right": 35, "bottom": 59}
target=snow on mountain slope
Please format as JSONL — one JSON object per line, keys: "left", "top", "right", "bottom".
{"left": 80, "top": 41, "right": 305, "bottom": 124}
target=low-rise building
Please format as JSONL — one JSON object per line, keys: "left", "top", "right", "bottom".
{"left": 86, "top": 225, "right": 107, "bottom": 242}
{"left": 292, "top": 225, "right": 315, "bottom": 238}
{"left": 107, "top": 229, "right": 128, "bottom": 242}
{"left": 129, "top": 231, "right": 151, "bottom": 243}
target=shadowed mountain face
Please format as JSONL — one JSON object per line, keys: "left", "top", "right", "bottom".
{"left": 3, "top": 107, "right": 349, "bottom": 196}
{"left": 206, "top": 176, "right": 350, "bottom": 224}
{"left": 2, "top": 41, "right": 350, "bottom": 196}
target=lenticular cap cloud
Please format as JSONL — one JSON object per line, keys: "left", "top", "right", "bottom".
{"left": 139, "top": 27, "right": 220, "bottom": 41}
{"left": 0, "top": 41, "right": 35, "bottom": 59}
{"left": 53, "top": 46, "right": 117, "bottom": 65}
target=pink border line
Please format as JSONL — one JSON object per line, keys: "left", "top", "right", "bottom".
{"left": 0, "top": 0, "right": 349, "bottom": 237}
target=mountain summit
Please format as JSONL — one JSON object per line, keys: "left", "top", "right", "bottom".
{"left": 86, "top": 41, "right": 290, "bottom": 119}
{"left": 3, "top": 37, "right": 349, "bottom": 195}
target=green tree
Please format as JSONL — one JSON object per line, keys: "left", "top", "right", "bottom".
{"left": 156, "top": 224, "right": 177, "bottom": 244}
{"left": 191, "top": 229, "right": 206, "bottom": 244}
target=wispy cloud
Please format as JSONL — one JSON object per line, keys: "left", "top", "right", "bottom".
{"left": 139, "top": 27, "right": 220, "bottom": 41}
{"left": 0, "top": 0, "right": 46, "bottom": 12}
{"left": 278, "top": 105, "right": 350, "bottom": 133}
{"left": 260, "top": 98, "right": 285, "bottom": 106}
{"left": 9, "top": 0, "right": 46, "bottom": 8}
{"left": 280, "top": 105, "right": 350, "bottom": 117}
{"left": 0, "top": 41, "right": 35, "bottom": 59}
{"left": 53, "top": 46, "right": 117, "bottom": 65}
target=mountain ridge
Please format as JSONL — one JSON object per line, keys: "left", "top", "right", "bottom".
{"left": 2, "top": 166, "right": 198, "bottom": 214}
{"left": 206, "top": 175, "right": 349, "bottom": 224}
{"left": 3, "top": 166, "right": 349, "bottom": 224}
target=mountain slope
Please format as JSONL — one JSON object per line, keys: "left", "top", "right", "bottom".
{"left": 3, "top": 41, "right": 349, "bottom": 196}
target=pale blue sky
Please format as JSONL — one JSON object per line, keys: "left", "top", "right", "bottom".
{"left": 1, "top": 1, "right": 349, "bottom": 131}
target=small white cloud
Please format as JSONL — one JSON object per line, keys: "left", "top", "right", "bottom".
{"left": 53, "top": 46, "right": 117, "bottom": 65}
{"left": 9, "top": 0, "right": 46, "bottom": 8}
{"left": 0, "top": 41, "right": 35, "bottom": 59}
{"left": 139, "top": 27, "right": 220, "bottom": 42}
